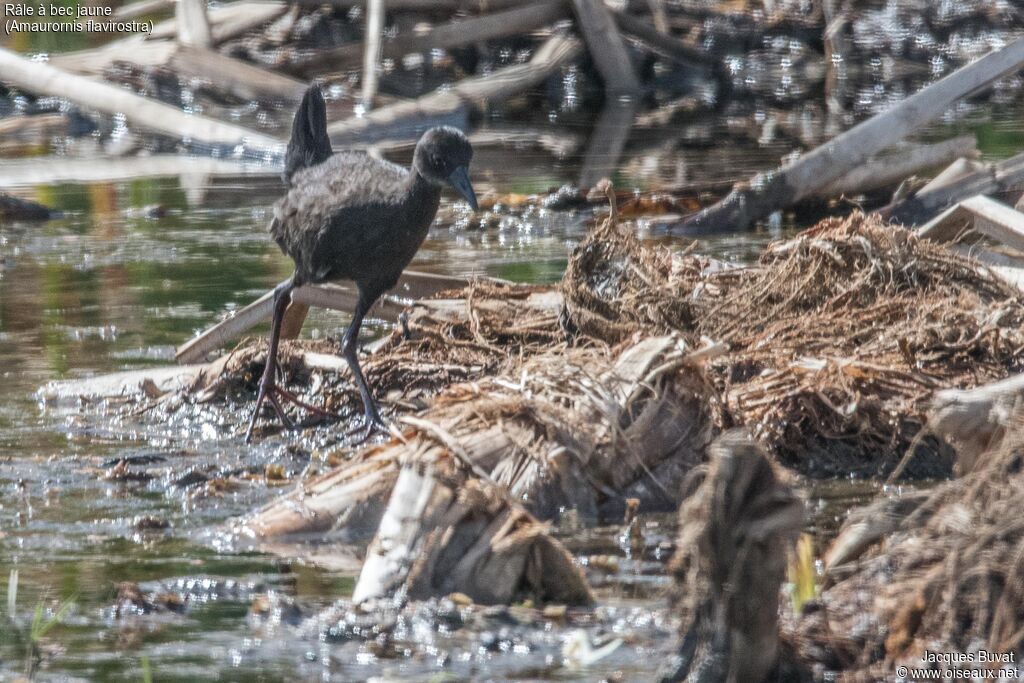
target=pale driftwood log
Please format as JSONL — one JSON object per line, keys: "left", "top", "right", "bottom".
{"left": 950, "top": 244, "right": 1024, "bottom": 293}
{"left": 570, "top": 0, "right": 640, "bottom": 97}
{"left": 0, "top": 48, "right": 282, "bottom": 150}
{"left": 175, "top": 271, "right": 484, "bottom": 364}
{"left": 823, "top": 488, "right": 930, "bottom": 575}
{"left": 352, "top": 456, "right": 593, "bottom": 606}
{"left": 918, "top": 157, "right": 984, "bottom": 195}
{"left": 326, "top": 32, "right": 582, "bottom": 143}
{"left": 176, "top": 0, "right": 212, "bottom": 47}
{"left": 676, "top": 37, "right": 1024, "bottom": 234}
{"left": 288, "top": 0, "right": 569, "bottom": 78}
{"left": 41, "top": 365, "right": 207, "bottom": 402}
{"left": 0, "top": 155, "right": 276, "bottom": 187}
{"left": 927, "top": 374, "right": 1024, "bottom": 475}
{"left": 886, "top": 151, "right": 1024, "bottom": 226}
{"left": 815, "top": 135, "right": 977, "bottom": 198}
{"left": 0, "top": 113, "right": 69, "bottom": 153}
{"left": 169, "top": 46, "right": 306, "bottom": 102}
{"left": 360, "top": 0, "right": 385, "bottom": 111}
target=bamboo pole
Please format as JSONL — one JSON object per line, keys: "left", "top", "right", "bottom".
{"left": 0, "top": 48, "right": 283, "bottom": 150}
{"left": 676, "top": 36, "right": 1024, "bottom": 234}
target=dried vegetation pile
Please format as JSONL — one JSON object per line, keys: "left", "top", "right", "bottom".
{"left": 790, "top": 407, "right": 1024, "bottom": 679}
{"left": 561, "top": 209, "right": 1024, "bottom": 476}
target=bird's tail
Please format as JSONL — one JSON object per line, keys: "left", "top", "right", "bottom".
{"left": 283, "top": 84, "right": 333, "bottom": 185}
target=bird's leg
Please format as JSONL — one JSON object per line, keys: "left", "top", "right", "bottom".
{"left": 244, "top": 280, "right": 296, "bottom": 442}
{"left": 342, "top": 289, "right": 387, "bottom": 442}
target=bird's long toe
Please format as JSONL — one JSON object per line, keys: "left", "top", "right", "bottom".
{"left": 344, "top": 411, "right": 389, "bottom": 444}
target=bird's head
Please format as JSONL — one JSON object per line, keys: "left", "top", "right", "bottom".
{"left": 413, "top": 126, "right": 478, "bottom": 211}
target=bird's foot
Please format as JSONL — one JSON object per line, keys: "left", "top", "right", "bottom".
{"left": 344, "top": 411, "right": 389, "bottom": 444}
{"left": 245, "top": 385, "right": 335, "bottom": 442}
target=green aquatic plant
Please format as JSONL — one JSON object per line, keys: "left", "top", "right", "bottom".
{"left": 1, "top": 573, "right": 76, "bottom": 681}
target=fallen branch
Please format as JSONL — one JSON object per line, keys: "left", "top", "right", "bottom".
{"left": 326, "top": 31, "right": 582, "bottom": 143}
{"left": 169, "top": 46, "right": 306, "bottom": 102}
{"left": 174, "top": 271, "right": 488, "bottom": 364}
{"left": 0, "top": 155, "right": 277, "bottom": 187}
{"left": 176, "top": 0, "right": 212, "bottom": 48}
{"left": 919, "top": 194, "right": 1024, "bottom": 252}
{"left": 0, "top": 48, "right": 282, "bottom": 150}
{"left": 816, "top": 135, "right": 977, "bottom": 198}
{"left": 885, "top": 151, "right": 1024, "bottom": 226}
{"left": 611, "top": 7, "right": 712, "bottom": 71}
{"left": 287, "top": 0, "right": 569, "bottom": 78}
{"left": 52, "top": 2, "right": 288, "bottom": 76}
{"left": 675, "top": 36, "right": 1024, "bottom": 234}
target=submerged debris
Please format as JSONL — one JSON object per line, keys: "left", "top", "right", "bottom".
{"left": 0, "top": 192, "right": 55, "bottom": 222}
{"left": 793, "top": 400, "right": 1024, "bottom": 680}
{"left": 662, "top": 431, "right": 804, "bottom": 683}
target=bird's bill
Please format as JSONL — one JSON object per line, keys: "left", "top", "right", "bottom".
{"left": 447, "top": 166, "right": 479, "bottom": 212}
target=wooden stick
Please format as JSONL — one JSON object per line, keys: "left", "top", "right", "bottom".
{"left": 815, "top": 135, "right": 977, "bottom": 198}
{"left": 149, "top": 1, "right": 287, "bottom": 42}
{"left": 0, "top": 48, "right": 283, "bottom": 150}
{"left": 174, "top": 271, "right": 485, "bottom": 364}
{"left": 676, "top": 36, "right": 1024, "bottom": 234}
{"left": 169, "top": 46, "right": 306, "bottom": 102}
{"left": 53, "top": 2, "right": 288, "bottom": 76}
{"left": 287, "top": 0, "right": 568, "bottom": 78}
{"left": 176, "top": 0, "right": 212, "bottom": 48}
{"left": 0, "top": 155, "right": 278, "bottom": 187}
{"left": 918, "top": 195, "right": 1024, "bottom": 252}
{"left": 361, "top": 0, "right": 385, "bottom": 111}
{"left": 570, "top": 0, "right": 640, "bottom": 97}
{"left": 326, "top": 32, "right": 582, "bottom": 142}
{"left": 917, "top": 157, "right": 985, "bottom": 195}
{"left": 884, "top": 150, "right": 1024, "bottom": 226}
{"left": 610, "top": 8, "right": 711, "bottom": 70}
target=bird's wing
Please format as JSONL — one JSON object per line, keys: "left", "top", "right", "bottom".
{"left": 270, "top": 153, "right": 410, "bottom": 284}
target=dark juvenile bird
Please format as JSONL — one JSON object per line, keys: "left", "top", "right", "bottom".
{"left": 245, "top": 85, "right": 478, "bottom": 442}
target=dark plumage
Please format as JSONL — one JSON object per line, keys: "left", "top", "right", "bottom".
{"left": 245, "top": 85, "right": 478, "bottom": 442}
